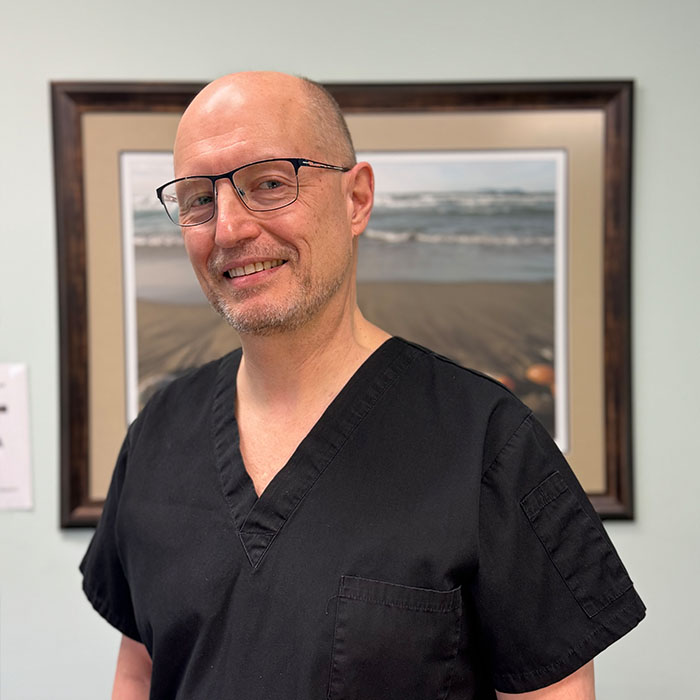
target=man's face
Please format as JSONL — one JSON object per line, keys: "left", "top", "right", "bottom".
{"left": 173, "top": 76, "right": 361, "bottom": 336}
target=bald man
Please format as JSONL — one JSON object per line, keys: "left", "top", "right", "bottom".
{"left": 80, "top": 72, "right": 644, "bottom": 700}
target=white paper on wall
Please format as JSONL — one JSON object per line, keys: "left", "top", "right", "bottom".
{"left": 0, "top": 364, "right": 33, "bottom": 510}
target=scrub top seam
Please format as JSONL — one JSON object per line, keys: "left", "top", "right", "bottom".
{"left": 481, "top": 411, "right": 534, "bottom": 482}
{"left": 211, "top": 349, "right": 252, "bottom": 530}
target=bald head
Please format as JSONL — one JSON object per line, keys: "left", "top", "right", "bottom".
{"left": 174, "top": 71, "right": 356, "bottom": 173}
{"left": 298, "top": 77, "right": 356, "bottom": 166}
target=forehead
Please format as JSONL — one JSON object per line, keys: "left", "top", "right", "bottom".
{"left": 174, "top": 85, "right": 316, "bottom": 176}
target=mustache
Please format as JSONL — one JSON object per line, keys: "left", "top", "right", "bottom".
{"left": 207, "top": 244, "right": 297, "bottom": 275}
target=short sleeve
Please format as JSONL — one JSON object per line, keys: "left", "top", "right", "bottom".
{"left": 471, "top": 412, "right": 645, "bottom": 693}
{"left": 79, "top": 429, "right": 142, "bottom": 642}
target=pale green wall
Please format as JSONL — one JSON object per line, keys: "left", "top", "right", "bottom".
{"left": 1, "top": 1, "right": 698, "bottom": 697}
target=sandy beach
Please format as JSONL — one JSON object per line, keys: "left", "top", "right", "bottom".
{"left": 358, "top": 281, "right": 553, "bottom": 377}
{"left": 136, "top": 280, "right": 555, "bottom": 430}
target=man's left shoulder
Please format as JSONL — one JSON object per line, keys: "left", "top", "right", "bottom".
{"left": 396, "top": 337, "right": 526, "bottom": 406}
{"left": 394, "top": 337, "right": 532, "bottom": 439}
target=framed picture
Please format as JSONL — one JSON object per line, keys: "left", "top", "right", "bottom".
{"left": 53, "top": 80, "right": 634, "bottom": 526}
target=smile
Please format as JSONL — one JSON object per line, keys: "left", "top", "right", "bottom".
{"left": 224, "top": 259, "right": 286, "bottom": 279}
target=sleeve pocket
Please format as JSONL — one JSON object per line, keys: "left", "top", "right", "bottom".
{"left": 520, "top": 471, "right": 633, "bottom": 618}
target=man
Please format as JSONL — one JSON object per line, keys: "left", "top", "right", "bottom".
{"left": 81, "top": 72, "right": 645, "bottom": 699}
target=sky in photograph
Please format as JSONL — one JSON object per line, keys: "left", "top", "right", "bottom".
{"left": 358, "top": 150, "right": 561, "bottom": 194}
{"left": 121, "top": 151, "right": 174, "bottom": 210}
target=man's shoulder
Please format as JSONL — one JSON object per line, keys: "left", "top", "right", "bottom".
{"left": 135, "top": 348, "right": 241, "bottom": 426}
{"left": 395, "top": 336, "right": 525, "bottom": 404}
{"left": 393, "top": 337, "right": 533, "bottom": 462}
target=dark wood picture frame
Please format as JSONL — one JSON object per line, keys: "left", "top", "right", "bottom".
{"left": 53, "top": 80, "right": 634, "bottom": 526}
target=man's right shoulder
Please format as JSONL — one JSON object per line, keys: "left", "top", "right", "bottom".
{"left": 131, "top": 348, "right": 242, "bottom": 434}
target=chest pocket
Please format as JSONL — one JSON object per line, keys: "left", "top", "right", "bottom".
{"left": 328, "top": 576, "right": 462, "bottom": 700}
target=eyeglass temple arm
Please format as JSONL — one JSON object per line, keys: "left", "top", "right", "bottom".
{"left": 299, "top": 159, "right": 350, "bottom": 172}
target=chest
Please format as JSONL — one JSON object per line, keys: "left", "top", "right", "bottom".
{"left": 119, "top": 397, "right": 482, "bottom": 614}
{"left": 115, "top": 345, "right": 492, "bottom": 698}
{"left": 118, "top": 426, "right": 481, "bottom": 698}
{"left": 236, "top": 406, "right": 322, "bottom": 496}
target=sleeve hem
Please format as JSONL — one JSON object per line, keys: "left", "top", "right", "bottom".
{"left": 82, "top": 577, "right": 142, "bottom": 643}
{"left": 492, "top": 588, "right": 646, "bottom": 693}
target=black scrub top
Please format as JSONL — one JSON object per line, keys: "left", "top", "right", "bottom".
{"left": 80, "top": 337, "right": 645, "bottom": 699}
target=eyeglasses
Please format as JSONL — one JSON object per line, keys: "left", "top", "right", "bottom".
{"left": 156, "top": 157, "right": 351, "bottom": 227}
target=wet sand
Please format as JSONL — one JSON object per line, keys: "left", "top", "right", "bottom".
{"left": 136, "top": 280, "right": 555, "bottom": 428}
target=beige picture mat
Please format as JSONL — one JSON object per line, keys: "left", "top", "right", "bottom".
{"left": 83, "top": 108, "right": 605, "bottom": 500}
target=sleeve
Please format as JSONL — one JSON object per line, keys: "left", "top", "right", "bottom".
{"left": 471, "top": 412, "right": 645, "bottom": 693}
{"left": 79, "top": 428, "right": 142, "bottom": 642}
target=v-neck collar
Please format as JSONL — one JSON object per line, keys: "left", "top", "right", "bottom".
{"left": 211, "top": 336, "right": 418, "bottom": 569}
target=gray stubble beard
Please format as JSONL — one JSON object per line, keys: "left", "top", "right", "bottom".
{"left": 205, "top": 258, "right": 351, "bottom": 337}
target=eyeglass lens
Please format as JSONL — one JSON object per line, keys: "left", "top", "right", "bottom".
{"left": 160, "top": 160, "right": 300, "bottom": 225}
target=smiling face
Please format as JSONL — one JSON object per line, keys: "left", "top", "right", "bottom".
{"left": 173, "top": 72, "right": 371, "bottom": 337}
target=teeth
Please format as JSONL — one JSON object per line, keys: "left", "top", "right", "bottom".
{"left": 226, "top": 259, "right": 284, "bottom": 278}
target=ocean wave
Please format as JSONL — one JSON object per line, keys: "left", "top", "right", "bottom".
{"left": 132, "top": 195, "right": 165, "bottom": 212}
{"left": 133, "top": 235, "right": 184, "bottom": 247}
{"left": 372, "top": 190, "right": 555, "bottom": 213}
{"left": 364, "top": 228, "right": 554, "bottom": 247}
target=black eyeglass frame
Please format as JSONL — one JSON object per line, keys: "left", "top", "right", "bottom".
{"left": 155, "top": 157, "right": 351, "bottom": 226}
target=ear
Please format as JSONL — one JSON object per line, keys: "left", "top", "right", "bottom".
{"left": 346, "top": 162, "right": 374, "bottom": 238}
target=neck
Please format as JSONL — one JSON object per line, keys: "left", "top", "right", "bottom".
{"left": 236, "top": 292, "right": 390, "bottom": 413}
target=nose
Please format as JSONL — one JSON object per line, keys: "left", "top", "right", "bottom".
{"left": 212, "top": 180, "right": 261, "bottom": 248}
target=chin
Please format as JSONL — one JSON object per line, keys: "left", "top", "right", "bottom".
{"left": 208, "top": 294, "right": 310, "bottom": 336}
{"left": 209, "top": 276, "right": 346, "bottom": 337}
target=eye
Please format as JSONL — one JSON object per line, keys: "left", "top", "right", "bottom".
{"left": 190, "top": 193, "right": 214, "bottom": 206}
{"left": 258, "top": 179, "right": 284, "bottom": 191}
{"left": 173, "top": 178, "right": 215, "bottom": 213}
{"left": 234, "top": 161, "right": 298, "bottom": 208}
{"left": 181, "top": 189, "right": 213, "bottom": 211}
{"left": 246, "top": 174, "right": 296, "bottom": 201}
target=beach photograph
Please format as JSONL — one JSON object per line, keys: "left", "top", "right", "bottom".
{"left": 119, "top": 149, "right": 567, "bottom": 442}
